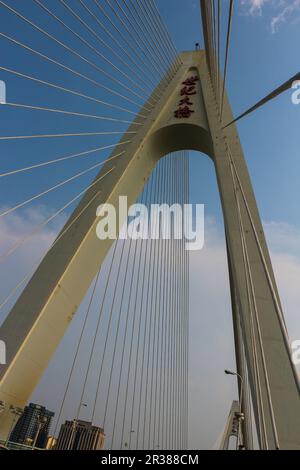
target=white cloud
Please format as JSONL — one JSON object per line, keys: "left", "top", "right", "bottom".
{"left": 242, "top": 0, "right": 267, "bottom": 15}
{"left": 242, "top": 0, "right": 300, "bottom": 32}
{"left": 270, "top": 0, "right": 300, "bottom": 32}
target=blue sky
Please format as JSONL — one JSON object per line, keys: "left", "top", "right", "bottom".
{"left": 0, "top": 0, "right": 300, "bottom": 450}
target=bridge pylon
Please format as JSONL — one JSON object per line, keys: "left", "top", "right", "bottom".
{"left": 0, "top": 51, "right": 299, "bottom": 449}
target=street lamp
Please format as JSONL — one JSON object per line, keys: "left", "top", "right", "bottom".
{"left": 68, "top": 403, "right": 88, "bottom": 450}
{"left": 224, "top": 370, "right": 245, "bottom": 449}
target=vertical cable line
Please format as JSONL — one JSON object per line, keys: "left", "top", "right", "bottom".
{"left": 184, "top": 151, "right": 188, "bottom": 449}
{"left": 187, "top": 151, "right": 190, "bottom": 449}
{"left": 177, "top": 151, "right": 185, "bottom": 449}
{"left": 151, "top": 157, "right": 167, "bottom": 450}
{"left": 217, "top": 0, "right": 221, "bottom": 105}
{"left": 104, "top": 0, "right": 178, "bottom": 100}
{"left": 201, "top": 0, "right": 216, "bottom": 90}
{"left": 186, "top": 151, "right": 190, "bottom": 449}
{"left": 106, "top": 186, "right": 148, "bottom": 449}
{"left": 176, "top": 153, "right": 183, "bottom": 449}
{"left": 221, "top": 0, "right": 234, "bottom": 119}
{"left": 147, "top": 160, "right": 165, "bottom": 449}
{"left": 165, "top": 155, "right": 173, "bottom": 450}
{"left": 180, "top": 152, "right": 186, "bottom": 449}
{"left": 82, "top": 0, "right": 160, "bottom": 93}
{"left": 178, "top": 152, "right": 185, "bottom": 449}
{"left": 89, "top": 233, "right": 130, "bottom": 426}
{"left": 107, "top": 0, "right": 165, "bottom": 81}
{"left": 78, "top": 0, "right": 161, "bottom": 93}
{"left": 127, "top": 192, "right": 152, "bottom": 450}
{"left": 111, "top": 174, "right": 155, "bottom": 449}
{"left": 167, "top": 154, "right": 175, "bottom": 449}
{"left": 162, "top": 155, "right": 172, "bottom": 450}
{"left": 108, "top": 235, "right": 140, "bottom": 449}
{"left": 67, "top": 239, "right": 122, "bottom": 447}
{"left": 61, "top": 218, "right": 125, "bottom": 426}
{"left": 119, "top": 237, "right": 145, "bottom": 449}
{"left": 116, "top": 0, "right": 167, "bottom": 76}
{"left": 164, "top": 155, "right": 172, "bottom": 449}
{"left": 134, "top": 0, "right": 179, "bottom": 77}
{"left": 60, "top": 0, "right": 155, "bottom": 101}
{"left": 119, "top": 171, "right": 159, "bottom": 450}
{"left": 105, "top": 0, "right": 163, "bottom": 82}
{"left": 172, "top": 154, "right": 178, "bottom": 450}
{"left": 101, "top": 235, "right": 137, "bottom": 436}
{"left": 108, "top": 232, "right": 138, "bottom": 449}
{"left": 182, "top": 152, "right": 189, "bottom": 449}
{"left": 173, "top": 153, "right": 179, "bottom": 448}
{"left": 141, "top": 165, "right": 160, "bottom": 449}
{"left": 184, "top": 152, "right": 190, "bottom": 449}
{"left": 149, "top": 160, "right": 163, "bottom": 448}
{"left": 212, "top": 1, "right": 218, "bottom": 93}
{"left": 171, "top": 155, "right": 179, "bottom": 449}
{"left": 208, "top": 1, "right": 217, "bottom": 92}
{"left": 137, "top": 0, "right": 180, "bottom": 73}
{"left": 0, "top": 0, "right": 151, "bottom": 106}
{"left": 123, "top": 0, "right": 174, "bottom": 83}
{"left": 157, "top": 160, "right": 166, "bottom": 448}
{"left": 155, "top": 157, "right": 169, "bottom": 449}
{"left": 181, "top": 152, "right": 187, "bottom": 449}
{"left": 145, "top": 164, "right": 159, "bottom": 448}
{"left": 58, "top": 0, "right": 155, "bottom": 101}
{"left": 53, "top": 264, "right": 101, "bottom": 440}
{"left": 149, "top": 0, "right": 182, "bottom": 66}
{"left": 182, "top": 151, "right": 187, "bottom": 449}
{"left": 212, "top": 0, "right": 217, "bottom": 91}
{"left": 135, "top": 173, "right": 157, "bottom": 449}
{"left": 102, "top": 184, "right": 150, "bottom": 445}
{"left": 180, "top": 152, "right": 185, "bottom": 450}
{"left": 93, "top": 0, "right": 163, "bottom": 99}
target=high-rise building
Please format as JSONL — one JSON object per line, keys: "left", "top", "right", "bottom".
{"left": 56, "top": 420, "right": 105, "bottom": 450}
{"left": 10, "top": 403, "right": 54, "bottom": 449}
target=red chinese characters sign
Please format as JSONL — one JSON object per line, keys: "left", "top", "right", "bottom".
{"left": 174, "top": 75, "right": 199, "bottom": 119}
